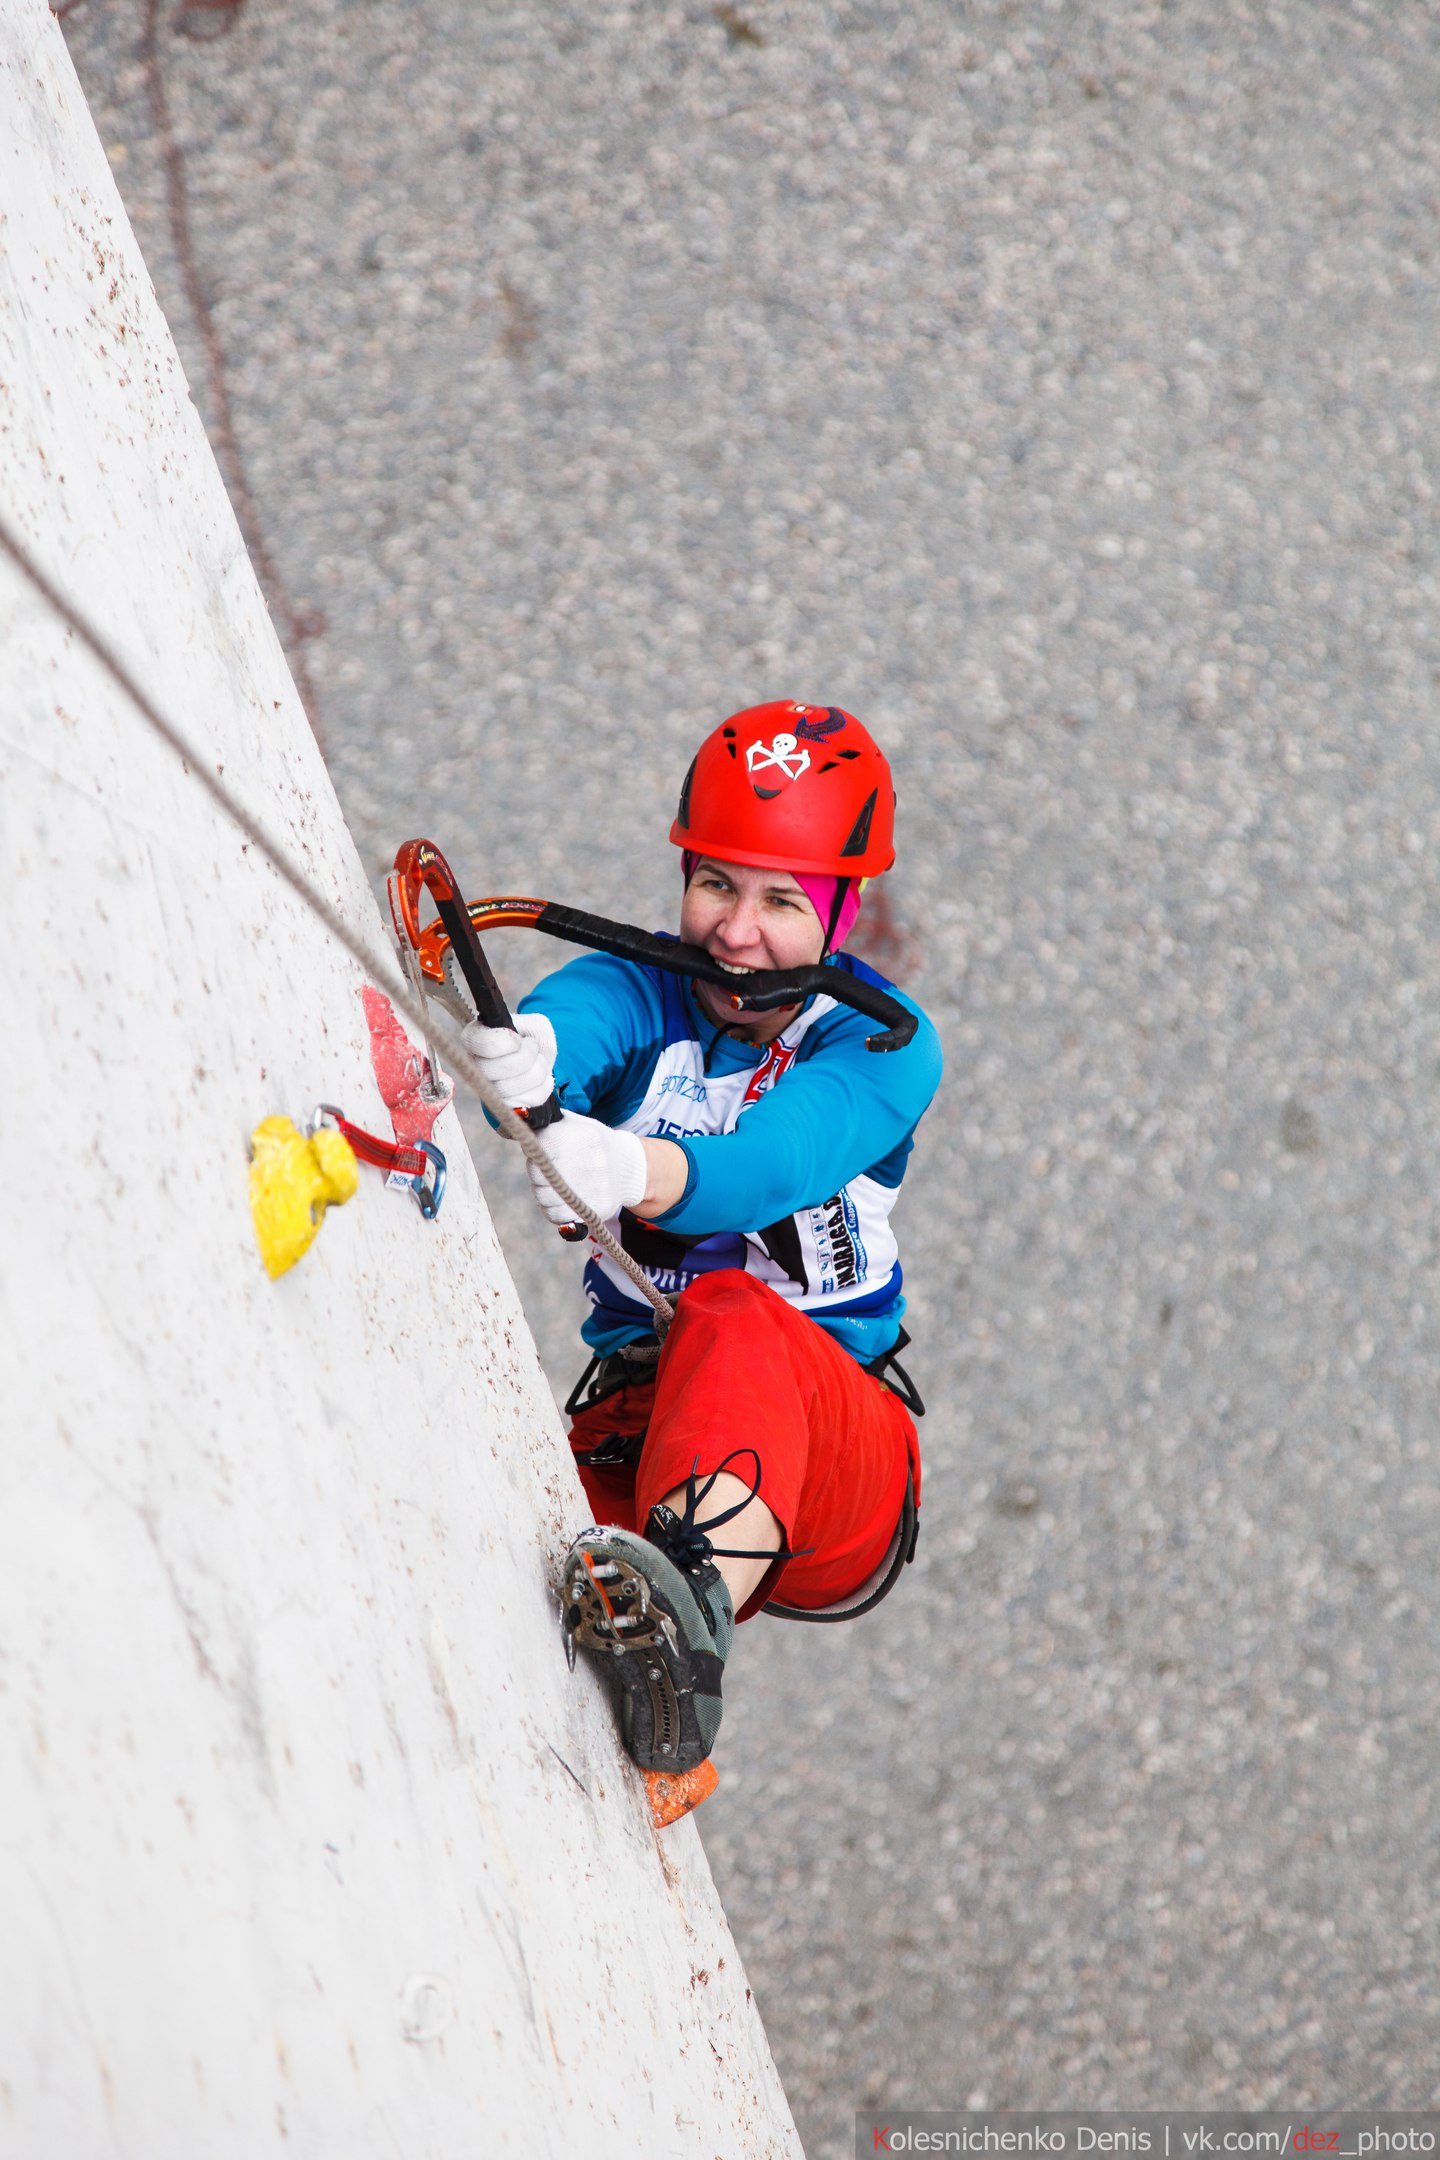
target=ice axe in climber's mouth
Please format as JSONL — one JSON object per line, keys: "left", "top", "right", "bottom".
{"left": 389, "top": 840, "right": 918, "bottom": 1055}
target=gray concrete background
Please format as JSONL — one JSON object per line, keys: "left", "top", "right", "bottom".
{"left": 59, "top": 0, "right": 1440, "bottom": 2147}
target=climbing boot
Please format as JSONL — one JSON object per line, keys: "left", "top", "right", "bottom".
{"left": 561, "top": 1506, "right": 736, "bottom": 1773}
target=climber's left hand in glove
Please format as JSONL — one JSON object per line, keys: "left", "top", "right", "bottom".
{"left": 527, "top": 1110, "right": 649, "bottom": 1226}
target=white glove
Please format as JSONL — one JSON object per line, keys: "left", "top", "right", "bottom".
{"left": 461, "top": 1011, "right": 557, "bottom": 1117}
{"left": 526, "top": 1110, "right": 648, "bottom": 1226}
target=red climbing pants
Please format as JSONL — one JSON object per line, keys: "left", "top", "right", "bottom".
{"left": 567, "top": 1271, "right": 920, "bottom": 1623}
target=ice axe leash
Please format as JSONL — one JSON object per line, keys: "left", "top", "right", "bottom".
{"left": 0, "top": 517, "right": 674, "bottom": 1335}
{"left": 390, "top": 840, "right": 587, "bottom": 1242}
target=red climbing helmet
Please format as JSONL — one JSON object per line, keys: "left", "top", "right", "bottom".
{"left": 669, "top": 701, "right": 897, "bottom": 877}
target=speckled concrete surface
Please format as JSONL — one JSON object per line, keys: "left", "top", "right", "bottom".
{"left": 58, "top": 1, "right": 1440, "bottom": 2148}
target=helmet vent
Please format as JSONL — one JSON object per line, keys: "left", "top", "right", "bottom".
{"left": 839, "top": 788, "right": 877, "bottom": 858}
{"left": 836, "top": 748, "right": 861, "bottom": 760}
{"left": 676, "top": 755, "right": 697, "bottom": 830}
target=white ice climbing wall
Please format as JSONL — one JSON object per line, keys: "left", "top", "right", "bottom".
{"left": 0, "top": 3, "right": 800, "bottom": 2151}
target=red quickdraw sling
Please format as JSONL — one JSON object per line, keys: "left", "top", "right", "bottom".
{"left": 312, "top": 1105, "right": 447, "bottom": 1220}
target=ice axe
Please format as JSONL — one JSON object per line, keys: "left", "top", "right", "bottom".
{"left": 392, "top": 875, "right": 919, "bottom": 1053}
{"left": 389, "top": 839, "right": 588, "bottom": 1241}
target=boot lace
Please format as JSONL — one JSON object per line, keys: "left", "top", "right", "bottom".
{"left": 646, "top": 1448, "right": 811, "bottom": 1574}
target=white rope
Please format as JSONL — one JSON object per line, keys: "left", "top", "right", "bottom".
{"left": 0, "top": 514, "right": 675, "bottom": 1333}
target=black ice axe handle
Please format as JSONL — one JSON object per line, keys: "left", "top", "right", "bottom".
{"left": 393, "top": 840, "right": 587, "bottom": 1239}
{"left": 533, "top": 904, "right": 917, "bottom": 1053}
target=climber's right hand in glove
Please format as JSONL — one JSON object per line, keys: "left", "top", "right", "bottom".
{"left": 525, "top": 1111, "right": 648, "bottom": 1226}
{"left": 460, "top": 1011, "right": 557, "bottom": 1118}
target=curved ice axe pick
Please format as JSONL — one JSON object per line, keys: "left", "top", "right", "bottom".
{"left": 390, "top": 839, "right": 587, "bottom": 1241}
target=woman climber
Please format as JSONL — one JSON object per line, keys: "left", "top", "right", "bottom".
{"left": 464, "top": 701, "right": 943, "bottom": 1784}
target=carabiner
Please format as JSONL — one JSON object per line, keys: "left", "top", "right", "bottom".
{"left": 311, "top": 1104, "right": 446, "bottom": 1221}
{"left": 405, "top": 1138, "right": 447, "bottom": 1221}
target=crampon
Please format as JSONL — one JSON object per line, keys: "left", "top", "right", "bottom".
{"left": 567, "top": 1543, "right": 719, "bottom": 1824}
{"left": 561, "top": 1524, "right": 734, "bottom": 1791}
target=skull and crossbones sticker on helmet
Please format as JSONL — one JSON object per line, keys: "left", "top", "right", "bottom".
{"left": 745, "top": 731, "right": 811, "bottom": 785}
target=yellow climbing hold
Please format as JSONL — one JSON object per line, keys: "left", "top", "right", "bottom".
{"left": 248, "top": 1115, "right": 358, "bottom": 1280}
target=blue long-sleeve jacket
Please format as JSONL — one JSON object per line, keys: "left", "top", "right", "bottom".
{"left": 520, "top": 946, "right": 942, "bottom": 1363}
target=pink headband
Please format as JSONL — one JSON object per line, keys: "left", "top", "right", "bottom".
{"left": 682, "top": 854, "right": 862, "bottom": 950}
{"left": 793, "top": 871, "right": 862, "bottom": 949}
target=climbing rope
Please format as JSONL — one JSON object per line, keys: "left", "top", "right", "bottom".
{"left": 0, "top": 514, "right": 676, "bottom": 1334}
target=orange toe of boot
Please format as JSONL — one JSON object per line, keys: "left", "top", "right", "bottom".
{"left": 645, "top": 1757, "right": 719, "bottom": 1828}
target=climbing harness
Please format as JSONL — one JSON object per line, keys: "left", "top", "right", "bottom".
{"left": 563, "top": 1341, "right": 661, "bottom": 1470}
{"left": 567, "top": 1342, "right": 924, "bottom": 1625}
{"left": 565, "top": 1328, "right": 925, "bottom": 1619}
{"left": 563, "top": 1342, "right": 662, "bottom": 1417}
{"left": 762, "top": 1331, "right": 923, "bottom": 1621}
{"left": 762, "top": 1467, "right": 920, "bottom": 1625}
{"left": 863, "top": 1325, "right": 925, "bottom": 1419}
{"left": 310, "top": 1104, "right": 446, "bottom": 1220}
